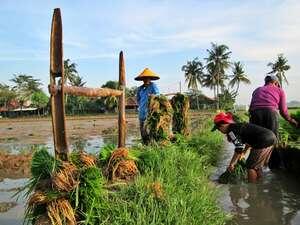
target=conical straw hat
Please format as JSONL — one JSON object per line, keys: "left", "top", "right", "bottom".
{"left": 134, "top": 68, "right": 160, "bottom": 81}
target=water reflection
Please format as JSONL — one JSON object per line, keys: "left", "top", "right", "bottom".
{"left": 216, "top": 143, "right": 300, "bottom": 225}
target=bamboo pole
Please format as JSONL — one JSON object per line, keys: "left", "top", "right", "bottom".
{"left": 50, "top": 8, "right": 69, "bottom": 161}
{"left": 118, "top": 51, "right": 126, "bottom": 147}
{"left": 49, "top": 85, "right": 122, "bottom": 97}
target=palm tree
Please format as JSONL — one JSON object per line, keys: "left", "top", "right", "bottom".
{"left": 181, "top": 58, "right": 204, "bottom": 109}
{"left": 267, "top": 54, "right": 291, "bottom": 87}
{"left": 229, "top": 62, "right": 251, "bottom": 94}
{"left": 205, "top": 43, "right": 231, "bottom": 109}
{"left": 64, "top": 59, "right": 79, "bottom": 104}
{"left": 64, "top": 59, "right": 78, "bottom": 85}
{"left": 69, "top": 75, "right": 86, "bottom": 87}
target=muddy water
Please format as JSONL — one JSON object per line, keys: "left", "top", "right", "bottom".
{"left": 0, "top": 116, "right": 141, "bottom": 225}
{"left": 212, "top": 142, "right": 300, "bottom": 225}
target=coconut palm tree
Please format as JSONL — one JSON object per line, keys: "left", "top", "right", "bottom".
{"left": 205, "top": 43, "right": 231, "bottom": 109}
{"left": 229, "top": 61, "right": 251, "bottom": 94}
{"left": 182, "top": 58, "right": 204, "bottom": 110}
{"left": 267, "top": 54, "right": 291, "bottom": 87}
{"left": 64, "top": 59, "right": 78, "bottom": 85}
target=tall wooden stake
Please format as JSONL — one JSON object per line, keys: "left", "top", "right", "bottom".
{"left": 118, "top": 51, "right": 126, "bottom": 147}
{"left": 50, "top": 8, "right": 68, "bottom": 160}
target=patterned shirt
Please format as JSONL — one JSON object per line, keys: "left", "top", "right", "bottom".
{"left": 136, "top": 82, "right": 159, "bottom": 121}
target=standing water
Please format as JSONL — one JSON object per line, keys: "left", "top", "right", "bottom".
{"left": 212, "top": 142, "right": 300, "bottom": 225}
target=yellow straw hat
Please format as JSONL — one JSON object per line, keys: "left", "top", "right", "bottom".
{"left": 134, "top": 68, "right": 160, "bottom": 81}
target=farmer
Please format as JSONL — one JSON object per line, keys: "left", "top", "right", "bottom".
{"left": 249, "top": 75, "right": 298, "bottom": 168}
{"left": 135, "top": 68, "right": 160, "bottom": 144}
{"left": 212, "top": 112, "right": 277, "bottom": 183}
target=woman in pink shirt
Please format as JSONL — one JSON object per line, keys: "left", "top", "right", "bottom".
{"left": 249, "top": 75, "right": 298, "bottom": 168}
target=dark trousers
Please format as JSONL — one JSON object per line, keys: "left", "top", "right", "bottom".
{"left": 140, "top": 120, "right": 149, "bottom": 144}
{"left": 249, "top": 108, "right": 281, "bottom": 169}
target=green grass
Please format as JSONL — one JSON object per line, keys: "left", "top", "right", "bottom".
{"left": 92, "top": 119, "right": 229, "bottom": 225}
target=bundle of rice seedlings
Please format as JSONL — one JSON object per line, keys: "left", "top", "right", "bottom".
{"left": 47, "top": 198, "right": 76, "bottom": 225}
{"left": 98, "top": 144, "right": 116, "bottom": 167}
{"left": 74, "top": 167, "right": 106, "bottom": 224}
{"left": 218, "top": 159, "right": 247, "bottom": 184}
{"left": 170, "top": 93, "right": 190, "bottom": 136}
{"left": 145, "top": 95, "right": 173, "bottom": 142}
{"left": 52, "top": 162, "right": 79, "bottom": 192}
{"left": 105, "top": 148, "right": 139, "bottom": 181}
{"left": 70, "top": 151, "right": 96, "bottom": 168}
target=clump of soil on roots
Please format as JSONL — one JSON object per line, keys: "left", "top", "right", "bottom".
{"left": 105, "top": 147, "right": 138, "bottom": 181}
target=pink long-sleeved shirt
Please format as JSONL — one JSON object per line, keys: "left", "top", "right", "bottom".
{"left": 249, "top": 84, "right": 291, "bottom": 121}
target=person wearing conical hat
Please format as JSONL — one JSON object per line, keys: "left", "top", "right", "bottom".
{"left": 135, "top": 68, "right": 160, "bottom": 144}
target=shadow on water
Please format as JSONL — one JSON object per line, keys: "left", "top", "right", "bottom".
{"left": 213, "top": 142, "right": 300, "bottom": 225}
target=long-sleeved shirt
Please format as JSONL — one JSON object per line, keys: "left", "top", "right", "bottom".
{"left": 136, "top": 82, "right": 159, "bottom": 121}
{"left": 249, "top": 84, "right": 291, "bottom": 121}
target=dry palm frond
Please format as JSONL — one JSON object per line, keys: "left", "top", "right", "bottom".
{"left": 52, "top": 162, "right": 79, "bottom": 192}
{"left": 47, "top": 198, "right": 76, "bottom": 225}
{"left": 28, "top": 191, "right": 48, "bottom": 206}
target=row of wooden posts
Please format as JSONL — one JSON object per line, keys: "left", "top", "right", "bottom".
{"left": 49, "top": 8, "right": 126, "bottom": 161}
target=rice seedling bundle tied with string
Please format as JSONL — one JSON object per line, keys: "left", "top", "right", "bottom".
{"left": 170, "top": 93, "right": 190, "bottom": 136}
{"left": 23, "top": 148, "right": 105, "bottom": 225}
{"left": 145, "top": 95, "right": 173, "bottom": 142}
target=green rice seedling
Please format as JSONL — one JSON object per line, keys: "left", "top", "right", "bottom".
{"left": 72, "top": 166, "right": 107, "bottom": 224}
{"left": 98, "top": 144, "right": 116, "bottom": 167}
{"left": 170, "top": 93, "right": 190, "bottom": 136}
{"left": 218, "top": 160, "right": 247, "bottom": 184}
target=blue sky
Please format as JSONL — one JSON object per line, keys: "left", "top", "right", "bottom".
{"left": 0, "top": 0, "right": 299, "bottom": 104}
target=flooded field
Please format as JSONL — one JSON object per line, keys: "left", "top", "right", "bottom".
{"left": 212, "top": 142, "right": 300, "bottom": 225}
{"left": 0, "top": 115, "right": 140, "bottom": 225}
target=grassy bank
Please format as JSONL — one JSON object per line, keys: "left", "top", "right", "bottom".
{"left": 93, "top": 120, "right": 228, "bottom": 225}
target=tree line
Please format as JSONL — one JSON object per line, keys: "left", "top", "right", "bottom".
{"left": 0, "top": 59, "right": 138, "bottom": 116}
{"left": 182, "top": 43, "right": 291, "bottom": 110}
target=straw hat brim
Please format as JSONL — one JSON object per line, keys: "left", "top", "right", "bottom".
{"left": 134, "top": 76, "right": 160, "bottom": 81}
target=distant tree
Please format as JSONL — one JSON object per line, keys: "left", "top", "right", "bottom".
{"left": 10, "top": 74, "right": 42, "bottom": 109}
{"left": 101, "top": 81, "right": 119, "bottom": 112}
{"left": 69, "top": 74, "right": 86, "bottom": 87}
{"left": 182, "top": 58, "right": 204, "bottom": 109}
{"left": 126, "top": 86, "right": 138, "bottom": 98}
{"left": 229, "top": 61, "right": 251, "bottom": 94}
{"left": 0, "top": 83, "right": 16, "bottom": 108}
{"left": 31, "top": 91, "right": 49, "bottom": 116}
{"left": 267, "top": 54, "right": 291, "bottom": 87}
{"left": 218, "top": 88, "right": 237, "bottom": 111}
{"left": 64, "top": 59, "right": 78, "bottom": 85}
{"left": 205, "top": 43, "right": 231, "bottom": 109}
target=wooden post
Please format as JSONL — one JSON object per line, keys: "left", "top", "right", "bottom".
{"left": 50, "top": 8, "right": 68, "bottom": 160}
{"left": 118, "top": 51, "right": 126, "bottom": 147}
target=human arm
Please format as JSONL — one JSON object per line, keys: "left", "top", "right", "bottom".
{"left": 279, "top": 89, "right": 298, "bottom": 127}
{"left": 151, "top": 83, "right": 160, "bottom": 95}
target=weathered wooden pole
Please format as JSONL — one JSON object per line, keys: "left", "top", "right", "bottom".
{"left": 49, "top": 85, "right": 122, "bottom": 97}
{"left": 118, "top": 51, "right": 126, "bottom": 147}
{"left": 50, "top": 8, "right": 69, "bottom": 161}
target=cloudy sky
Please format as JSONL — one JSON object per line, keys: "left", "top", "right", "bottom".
{"left": 0, "top": 0, "right": 299, "bottom": 104}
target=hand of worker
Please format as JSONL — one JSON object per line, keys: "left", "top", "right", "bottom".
{"left": 289, "top": 118, "right": 298, "bottom": 128}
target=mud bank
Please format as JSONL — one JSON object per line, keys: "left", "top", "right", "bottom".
{"left": 0, "top": 153, "right": 31, "bottom": 179}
